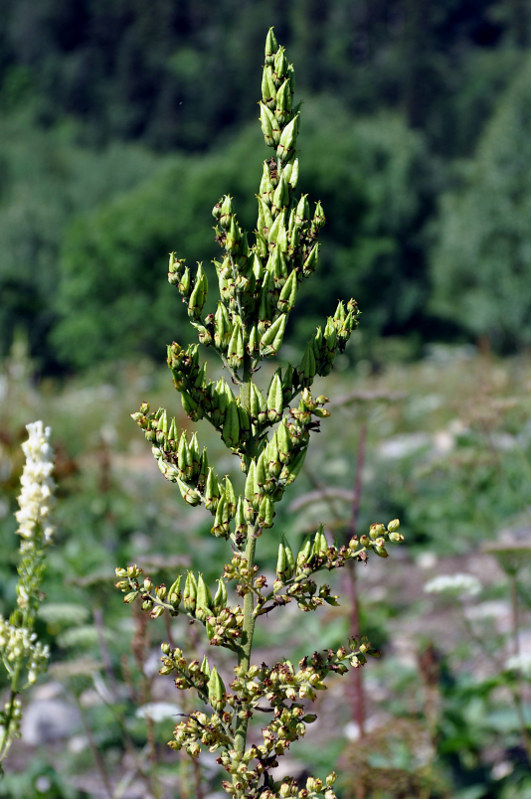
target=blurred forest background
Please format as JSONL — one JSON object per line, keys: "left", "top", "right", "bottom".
{"left": 1, "top": 3, "right": 531, "bottom": 798}
{"left": 2, "top": 0, "right": 531, "bottom": 372}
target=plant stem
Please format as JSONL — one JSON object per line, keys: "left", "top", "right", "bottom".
{"left": 0, "top": 682, "right": 20, "bottom": 763}
{"left": 234, "top": 529, "right": 258, "bottom": 761}
{"left": 345, "top": 421, "right": 367, "bottom": 739}
{"left": 233, "top": 359, "right": 260, "bottom": 764}
{"left": 509, "top": 573, "right": 520, "bottom": 658}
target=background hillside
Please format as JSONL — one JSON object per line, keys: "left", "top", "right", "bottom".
{"left": 2, "top": 0, "right": 531, "bottom": 371}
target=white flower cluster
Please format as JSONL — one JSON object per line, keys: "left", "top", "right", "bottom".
{"left": 0, "top": 618, "right": 49, "bottom": 686}
{"left": 424, "top": 573, "right": 481, "bottom": 599}
{"left": 15, "top": 421, "right": 55, "bottom": 548}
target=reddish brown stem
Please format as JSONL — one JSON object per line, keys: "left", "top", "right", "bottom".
{"left": 343, "top": 421, "right": 368, "bottom": 738}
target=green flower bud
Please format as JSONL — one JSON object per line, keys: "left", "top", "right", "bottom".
{"left": 369, "top": 523, "right": 386, "bottom": 540}
{"left": 387, "top": 531, "right": 401, "bottom": 543}
{"left": 123, "top": 591, "right": 138, "bottom": 604}
{"left": 388, "top": 518, "right": 400, "bottom": 533}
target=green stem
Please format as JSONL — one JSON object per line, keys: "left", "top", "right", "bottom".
{"left": 0, "top": 549, "right": 39, "bottom": 765}
{"left": 0, "top": 680, "right": 20, "bottom": 763}
{"left": 234, "top": 529, "right": 258, "bottom": 762}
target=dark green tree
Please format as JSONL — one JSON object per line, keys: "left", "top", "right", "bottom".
{"left": 431, "top": 55, "right": 531, "bottom": 351}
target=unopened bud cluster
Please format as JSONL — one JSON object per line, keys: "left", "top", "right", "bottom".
{"left": 118, "top": 29, "right": 403, "bottom": 799}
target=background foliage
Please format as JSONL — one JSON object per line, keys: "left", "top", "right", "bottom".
{"left": 1, "top": 0, "right": 531, "bottom": 369}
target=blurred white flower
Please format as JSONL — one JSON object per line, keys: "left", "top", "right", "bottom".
{"left": 136, "top": 702, "right": 180, "bottom": 722}
{"left": 505, "top": 652, "right": 531, "bottom": 677}
{"left": 424, "top": 573, "right": 481, "bottom": 598}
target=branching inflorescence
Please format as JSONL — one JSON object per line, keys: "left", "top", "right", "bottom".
{"left": 116, "top": 29, "right": 403, "bottom": 799}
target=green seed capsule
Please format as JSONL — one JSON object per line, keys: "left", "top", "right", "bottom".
{"left": 182, "top": 572, "right": 197, "bottom": 612}
{"left": 196, "top": 574, "right": 213, "bottom": 618}
{"left": 277, "top": 114, "right": 299, "bottom": 161}
{"left": 278, "top": 270, "right": 297, "bottom": 312}
{"left": 276, "top": 541, "right": 287, "bottom": 579}
{"left": 258, "top": 495, "right": 274, "bottom": 528}
{"left": 264, "top": 28, "right": 278, "bottom": 62}
{"left": 222, "top": 401, "right": 241, "bottom": 449}
{"left": 297, "top": 536, "right": 313, "bottom": 568}
{"left": 213, "top": 578, "right": 228, "bottom": 610}
{"left": 266, "top": 372, "right": 284, "bottom": 422}
{"left": 167, "top": 575, "right": 182, "bottom": 607}
{"left": 260, "top": 314, "right": 287, "bottom": 356}
{"left": 208, "top": 667, "right": 226, "bottom": 712}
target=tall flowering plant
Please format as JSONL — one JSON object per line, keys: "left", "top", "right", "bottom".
{"left": 116, "top": 29, "right": 403, "bottom": 799}
{"left": 0, "top": 421, "right": 55, "bottom": 768}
